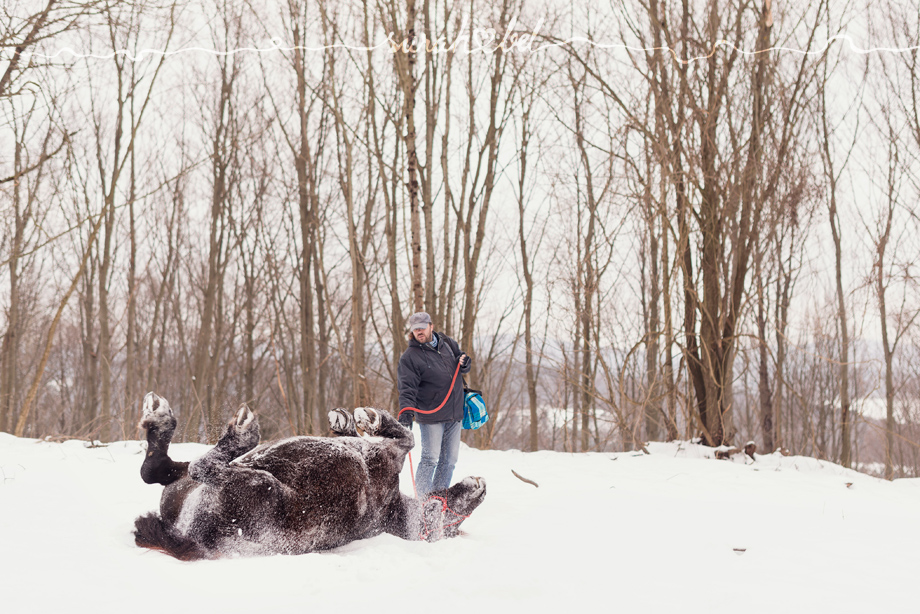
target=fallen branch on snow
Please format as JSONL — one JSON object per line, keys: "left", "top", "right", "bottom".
{"left": 511, "top": 469, "right": 538, "bottom": 488}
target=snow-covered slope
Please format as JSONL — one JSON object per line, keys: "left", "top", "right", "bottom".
{"left": 1, "top": 432, "right": 917, "bottom": 613}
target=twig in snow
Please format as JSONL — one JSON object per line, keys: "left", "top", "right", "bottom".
{"left": 511, "top": 469, "right": 538, "bottom": 488}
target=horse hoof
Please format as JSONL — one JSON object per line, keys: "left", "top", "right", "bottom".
{"left": 139, "top": 392, "right": 176, "bottom": 431}
{"left": 328, "top": 408, "right": 353, "bottom": 434}
{"left": 231, "top": 404, "right": 255, "bottom": 430}
{"left": 212, "top": 404, "right": 261, "bottom": 459}
{"left": 354, "top": 407, "right": 381, "bottom": 435}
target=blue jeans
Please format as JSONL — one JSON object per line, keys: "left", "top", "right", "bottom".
{"left": 415, "top": 420, "right": 462, "bottom": 496}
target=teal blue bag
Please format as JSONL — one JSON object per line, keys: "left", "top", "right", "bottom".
{"left": 462, "top": 388, "right": 489, "bottom": 430}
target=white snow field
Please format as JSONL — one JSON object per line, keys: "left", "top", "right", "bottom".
{"left": 1, "top": 431, "right": 918, "bottom": 613}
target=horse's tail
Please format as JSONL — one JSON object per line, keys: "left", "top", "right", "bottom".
{"left": 134, "top": 513, "right": 209, "bottom": 561}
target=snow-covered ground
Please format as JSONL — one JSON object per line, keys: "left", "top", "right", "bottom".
{"left": 1, "top": 431, "right": 918, "bottom": 613}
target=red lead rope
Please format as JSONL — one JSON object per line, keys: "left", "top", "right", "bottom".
{"left": 418, "top": 494, "right": 471, "bottom": 541}
{"left": 399, "top": 360, "right": 463, "bottom": 498}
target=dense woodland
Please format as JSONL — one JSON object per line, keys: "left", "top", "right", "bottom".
{"left": 2, "top": 0, "right": 920, "bottom": 477}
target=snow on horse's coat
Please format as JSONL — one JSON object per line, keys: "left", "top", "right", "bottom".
{"left": 134, "top": 393, "right": 486, "bottom": 560}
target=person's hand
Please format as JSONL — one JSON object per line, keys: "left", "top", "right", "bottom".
{"left": 398, "top": 411, "right": 415, "bottom": 428}
{"left": 459, "top": 353, "right": 470, "bottom": 368}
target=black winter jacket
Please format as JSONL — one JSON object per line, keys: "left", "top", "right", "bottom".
{"left": 397, "top": 332, "right": 471, "bottom": 423}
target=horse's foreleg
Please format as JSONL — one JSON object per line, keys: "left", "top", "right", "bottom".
{"left": 354, "top": 407, "right": 415, "bottom": 451}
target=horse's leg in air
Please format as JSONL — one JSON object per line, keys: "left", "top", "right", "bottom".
{"left": 188, "top": 405, "right": 263, "bottom": 484}
{"left": 328, "top": 407, "right": 359, "bottom": 437}
{"left": 139, "top": 393, "right": 188, "bottom": 486}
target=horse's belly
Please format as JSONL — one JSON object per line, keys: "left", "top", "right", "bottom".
{"left": 174, "top": 483, "right": 210, "bottom": 536}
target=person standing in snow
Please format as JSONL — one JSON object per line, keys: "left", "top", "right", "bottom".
{"left": 397, "top": 311, "right": 471, "bottom": 496}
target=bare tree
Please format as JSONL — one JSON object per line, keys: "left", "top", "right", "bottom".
{"left": 1, "top": 98, "right": 64, "bottom": 433}
{"left": 867, "top": 92, "right": 920, "bottom": 478}
{"left": 89, "top": 0, "right": 175, "bottom": 439}
{"left": 188, "top": 1, "right": 246, "bottom": 442}
{"left": 0, "top": 0, "right": 99, "bottom": 101}
{"left": 818, "top": 28, "right": 865, "bottom": 467}
{"left": 513, "top": 51, "right": 551, "bottom": 451}
{"left": 15, "top": 201, "right": 107, "bottom": 436}
{"left": 383, "top": 0, "right": 424, "bottom": 311}
{"left": 575, "top": 0, "right": 820, "bottom": 446}
{"left": 318, "top": 2, "right": 379, "bottom": 407}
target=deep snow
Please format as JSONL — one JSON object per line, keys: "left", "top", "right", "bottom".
{"left": 1, "top": 431, "right": 918, "bottom": 613}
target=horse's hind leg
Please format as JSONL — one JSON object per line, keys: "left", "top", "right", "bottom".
{"left": 328, "top": 408, "right": 358, "bottom": 437}
{"left": 139, "top": 392, "right": 188, "bottom": 485}
{"left": 217, "top": 404, "right": 261, "bottom": 458}
{"left": 188, "top": 405, "right": 261, "bottom": 482}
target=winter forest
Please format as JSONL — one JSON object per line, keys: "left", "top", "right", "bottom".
{"left": 2, "top": 0, "right": 920, "bottom": 478}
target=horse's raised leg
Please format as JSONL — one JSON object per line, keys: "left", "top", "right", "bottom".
{"left": 188, "top": 405, "right": 261, "bottom": 483}
{"left": 328, "top": 408, "right": 358, "bottom": 437}
{"left": 354, "top": 407, "right": 414, "bottom": 451}
{"left": 139, "top": 392, "right": 188, "bottom": 485}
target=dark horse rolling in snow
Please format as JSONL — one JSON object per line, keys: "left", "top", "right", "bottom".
{"left": 135, "top": 392, "right": 486, "bottom": 560}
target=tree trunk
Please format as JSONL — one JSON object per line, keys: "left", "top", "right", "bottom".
{"left": 643, "top": 151, "right": 662, "bottom": 443}
{"left": 98, "top": 197, "right": 114, "bottom": 438}
{"left": 2, "top": 138, "right": 24, "bottom": 433}
{"left": 756, "top": 260, "right": 774, "bottom": 451}
{"left": 574, "top": 79, "right": 597, "bottom": 454}
{"left": 398, "top": 0, "right": 423, "bottom": 311}
{"left": 878, "top": 128, "right": 897, "bottom": 480}
{"left": 772, "top": 228, "right": 793, "bottom": 452}
{"left": 516, "top": 102, "right": 539, "bottom": 451}
{"left": 821, "top": 72, "right": 851, "bottom": 469}
{"left": 364, "top": 0, "right": 405, "bottom": 408}
{"left": 125, "top": 138, "right": 138, "bottom": 434}
{"left": 321, "top": 8, "right": 368, "bottom": 408}
{"left": 289, "top": 14, "right": 321, "bottom": 434}
{"left": 313, "top": 244, "right": 329, "bottom": 426}
{"left": 192, "top": 49, "right": 235, "bottom": 443}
